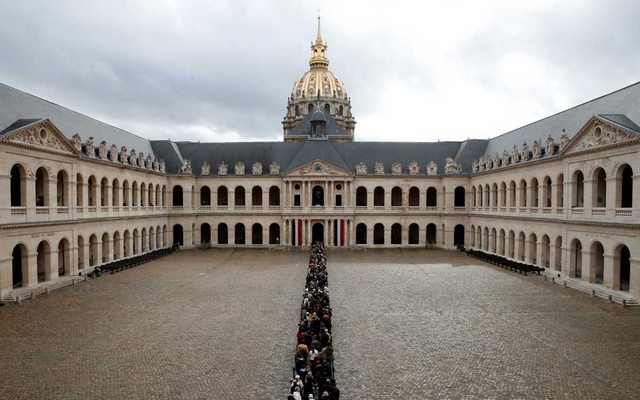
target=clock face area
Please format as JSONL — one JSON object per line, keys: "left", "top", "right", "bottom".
{"left": 313, "top": 163, "right": 323, "bottom": 173}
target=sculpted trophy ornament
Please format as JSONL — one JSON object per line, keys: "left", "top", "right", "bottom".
{"left": 374, "top": 162, "right": 385, "bottom": 175}
{"left": 478, "top": 157, "right": 485, "bottom": 172}
{"left": 472, "top": 159, "right": 478, "bottom": 173}
{"left": 218, "top": 162, "right": 228, "bottom": 175}
{"left": 270, "top": 162, "right": 280, "bottom": 175}
{"left": 159, "top": 159, "right": 166, "bottom": 173}
{"left": 391, "top": 162, "right": 402, "bottom": 175}
{"left": 445, "top": 157, "right": 461, "bottom": 174}
{"left": 408, "top": 161, "right": 420, "bottom": 175}
{"left": 493, "top": 152, "right": 500, "bottom": 168}
{"left": 355, "top": 162, "right": 367, "bottom": 175}
{"left": 129, "top": 149, "right": 137, "bottom": 165}
{"left": 252, "top": 162, "right": 262, "bottom": 175}
{"left": 145, "top": 155, "right": 153, "bottom": 169}
{"left": 486, "top": 156, "right": 493, "bottom": 170}
{"left": 153, "top": 158, "right": 159, "bottom": 171}
{"left": 138, "top": 151, "right": 145, "bottom": 167}
{"left": 426, "top": 160, "right": 437, "bottom": 175}
{"left": 235, "top": 162, "right": 245, "bottom": 175}
{"left": 180, "top": 159, "right": 192, "bottom": 174}
{"left": 201, "top": 161, "right": 210, "bottom": 175}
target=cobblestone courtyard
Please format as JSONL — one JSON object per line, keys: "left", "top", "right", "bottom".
{"left": 1, "top": 249, "right": 640, "bottom": 399}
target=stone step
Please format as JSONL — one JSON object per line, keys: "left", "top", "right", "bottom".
{"left": 551, "top": 277, "right": 638, "bottom": 306}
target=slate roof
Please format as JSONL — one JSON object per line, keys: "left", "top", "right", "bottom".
{"left": 483, "top": 81, "right": 640, "bottom": 157}
{"left": 151, "top": 139, "right": 486, "bottom": 175}
{"left": 0, "top": 83, "right": 155, "bottom": 157}
{"left": 599, "top": 114, "right": 640, "bottom": 133}
{"left": 0, "top": 118, "right": 42, "bottom": 135}
{"left": 289, "top": 108, "right": 348, "bottom": 137}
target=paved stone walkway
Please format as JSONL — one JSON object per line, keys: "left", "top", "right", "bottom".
{"left": 0, "top": 249, "right": 307, "bottom": 400}
{"left": 330, "top": 249, "right": 640, "bottom": 399}
{"left": 1, "top": 248, "right": 640, "bottom": 399}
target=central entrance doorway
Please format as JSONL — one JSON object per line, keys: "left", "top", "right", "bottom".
{"left": 312, "top": 222, "right": 324, "bottom": 243}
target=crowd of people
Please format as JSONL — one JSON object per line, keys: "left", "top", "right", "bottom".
{"left": 287, "top": 242, "right": 340, "bottom": 400}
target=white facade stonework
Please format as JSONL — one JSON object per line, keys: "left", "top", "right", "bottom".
{"left": 0, "top": 23, "right": 638, "bottom": 302}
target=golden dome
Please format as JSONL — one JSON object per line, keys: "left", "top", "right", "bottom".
{"left": 291, "top": 69, "right": 348, "bottom": 101}
{"left": 290, "top": 16, "right": 348, "bottom": 101}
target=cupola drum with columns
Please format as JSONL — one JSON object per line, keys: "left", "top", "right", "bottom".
{"left": 282, "top": 16, "right": 356, "bottom": 141}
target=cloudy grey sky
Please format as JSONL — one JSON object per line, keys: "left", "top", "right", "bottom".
{"left": 1, "top": 0, "right": 638, "bottom": 142}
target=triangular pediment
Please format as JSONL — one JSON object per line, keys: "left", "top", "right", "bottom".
{"left": 285, "top": 159, "right": 352, "bottom": 177}
{"left": 561, "top": 115, "right": 640, "bottom": 155}
{"left": 0, "top": 119, "right": 81, "bottom": 156}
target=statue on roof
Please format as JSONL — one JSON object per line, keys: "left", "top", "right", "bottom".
{"left": 545, "top": 135, "right": 555, "bottom": 156}
{"left": 72, "top": 134, "right": 82, "bottom": 152}
{"left": 355, "top": 162, "right": 367, "bottom": 175}
{"left": 409, "top": 161, "right": 420, "bottom": 175}
{"left": 270, "top": 162, "right": 280, "bottom": 175}
{"left": 502, "top": 149, "right": 509, "bottom": 166}
{"left": 521, "top": 142, "right": 530, "bottom": 161}
{"left": 560, "top": 129, "right": 569, "bottom": 150}
{"left": 532, "top": 140, "right": 541, "bottom": 159}
{"left": 252, "top": 162, "right": 263, "bottom": 175}
{"left": 218, "top": 161, "right": 228, "bottom": 175}
{"left": 374, "top": 162, "right": 384, "bottom": 175}
{"left": 86, "top": 137, "right": 95, "bottom": 157}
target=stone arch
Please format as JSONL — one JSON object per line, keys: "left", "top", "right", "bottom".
{"left": 56, "top": 169, "right": 70, "bottom": 207}
{"left": 235, "top": 223, "right": 245, "bottom": 244}
{"left": 218, "top": 223, "right": 229, "bottom": 244}
{"left": 252, "top": 223, "right": 263, "bottom": 244}
{"left": 572, "top": 170, "right": 584, "bottom": 207}
{"left": 408, "top": 223, "right": 419, "bottom": 244}
{"left": 592, "top": 168, "right": 607, "bottom": 208}
{"left": 616, "top": 164, "right": 633, "bottom": 208}
{"left": 269, "top": 186, "right": 280, "bottom": 206}
{"left": 374, "top": 187, "right": 384, "bottom": 207}
{"left": 36, "top": 240, "right": 51, "bottom": 282}
{"left": 201, "top": 223, "right": 211, "bottom": 244}
{"left": 454, "top": 224, "right": 465, "bottom": 247}
{"left": 10, "top": 163, "right": 27, "bottom": 207}
{"left": 356, "top": 186, "right": 367, "bottom": 206}
{"left": 426, "top": 223, "right": 437, "bottom": 245}
{"left": 541, "top": 234, "right": 551, "bottom": 268}
{"left": 508, "top": 230, "right": 515, "bottom": 258}
{"left": 570, "top": 238, "right": 583, "bottom": 278}
{"left": 252, "top": 186, "right": 262, "bottom": 207}
{"left": 173, "top": 224, "right": 184, "bottom": 246}
{"left": 312, "top": 185, "right": 324, "bottom": 206}
{"left": 454, "top": 186, "right": 465, "bottom": 207}
{"left": 269, "top": 223, "right": 280, "bottom": 244}
{"left": 172, "top": 185, "right": 184, "bottom": 207}
{"left": 11, "top": 243, "right": 29, "bottom": 288}
{"left": 409, "top": 187, "right": 420, "bottom": 207}
{"left": 200, "top": 186, "right": 211, "bottom": 206}
{"left": 35, "top": 167, "right": 49, "bottom": 206}
{"left": 218, "top": 186, "right": 228, "bottom": 206}
{"left": 426, "top": 187, "right": 437, "bottom": 207}
{"left": 235, "top": 186, "right": 245, "bottom": 206}
{"left": 615, "top": 244, "right": 631, "bottom": 291}
{"left": 391, "top": 223, "right": 402, "bottom": 244}
{"left": 356, "top": 223, "right": 367, "bottom": 244}
{"left": 590, "top": 240, "right": 604, "bottom": 284}
{"left": 373, "top": 223, "right": 384, "bottom": 245}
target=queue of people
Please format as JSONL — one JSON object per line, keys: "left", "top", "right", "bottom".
{"left": 288, "top": 242, "right": 340, "bottom": 400}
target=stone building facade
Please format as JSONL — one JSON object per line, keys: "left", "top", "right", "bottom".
{"left": 0, "top": 20, "right": 638, "bottom": 300}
